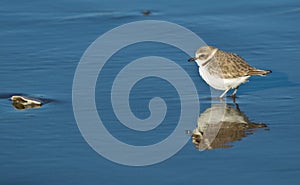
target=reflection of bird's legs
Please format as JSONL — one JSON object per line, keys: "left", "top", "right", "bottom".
{"left": 218, "top": 97, "right": 225, "bottom": 104}
{"left": 219, "top": 88, "right": 230, "bottom": 98}
{"left": 234, "top": 101, "right": 240, "bottom": 112}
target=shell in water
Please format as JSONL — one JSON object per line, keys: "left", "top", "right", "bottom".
{"left": 10, "top": 95, "right": 42, "bottom": 110}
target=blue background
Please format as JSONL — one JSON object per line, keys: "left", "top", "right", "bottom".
{"left": 0, "top": 0, "right": 300, "bottom": 184}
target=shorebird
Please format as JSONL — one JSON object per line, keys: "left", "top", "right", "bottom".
{"left": 188, "top": 46, "right": 272, "bottom": 98}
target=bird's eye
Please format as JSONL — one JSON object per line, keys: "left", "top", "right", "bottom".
{"left": 199, "top": 54, "right": 206, "bottom": 58}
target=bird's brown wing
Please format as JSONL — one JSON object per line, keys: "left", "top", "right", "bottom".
{"left": 206, "top": 50, "right": 256, "bottom": 79}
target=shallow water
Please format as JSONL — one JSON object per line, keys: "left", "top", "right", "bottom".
{"left": 1, "top": 0, "right": 300, "bottom": 184}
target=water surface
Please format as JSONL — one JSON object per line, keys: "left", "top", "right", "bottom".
{"left": 1, "top": 0, "right": 300, "bottom": 184}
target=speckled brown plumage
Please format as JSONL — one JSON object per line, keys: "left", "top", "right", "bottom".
{"left": 205, "top": 49, "right": 270, "bottom": 79}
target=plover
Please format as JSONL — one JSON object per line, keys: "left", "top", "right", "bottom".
{"left": 188, "top": 46, "right": 272, "bottom": 98}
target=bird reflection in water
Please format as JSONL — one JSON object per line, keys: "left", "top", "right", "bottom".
{"left": 189, "top": 102, "right": 268, "bottom": 150}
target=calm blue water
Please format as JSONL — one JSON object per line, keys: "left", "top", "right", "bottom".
{"left": 1, "top": 0, "right": 300, "bottom": 184}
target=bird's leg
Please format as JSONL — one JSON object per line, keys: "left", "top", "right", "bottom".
{"left": 231, "top": 86, "right": 239, "bottom": 98}
{"left": 232, "top": 95, "right": 237, "bottom": 104}
{"left": 219, "top": 89, "right": 230, "bottom": 98}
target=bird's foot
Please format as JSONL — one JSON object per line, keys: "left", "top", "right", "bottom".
{"left": 230, "top": 94, "right": 237, "bottom": 103}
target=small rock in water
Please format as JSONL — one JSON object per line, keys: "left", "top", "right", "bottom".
{"left": 10, "top": 95, "right": 42, "bottom": 110}
{"left": 142, "top": 10, "right": 151, "bottom": 16}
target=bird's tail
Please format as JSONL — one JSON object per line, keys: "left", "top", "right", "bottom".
{"left": 247, "top": 69, "right": 272, "bottom": 76}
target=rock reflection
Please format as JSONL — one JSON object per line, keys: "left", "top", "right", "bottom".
{"left": 191, "top": 103, "right": 267, "bottom": 150}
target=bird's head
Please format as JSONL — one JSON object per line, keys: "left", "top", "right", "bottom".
{"left": 188, "top": 46, "right": 218, "bottom": 67}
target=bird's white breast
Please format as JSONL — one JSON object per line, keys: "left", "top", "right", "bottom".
{"left": 199, "top": 67, "right": 250, "bottom": 90}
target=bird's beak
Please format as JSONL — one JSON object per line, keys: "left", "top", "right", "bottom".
{"left": 188, "top": 57, "right": 197, "bottom": 62}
